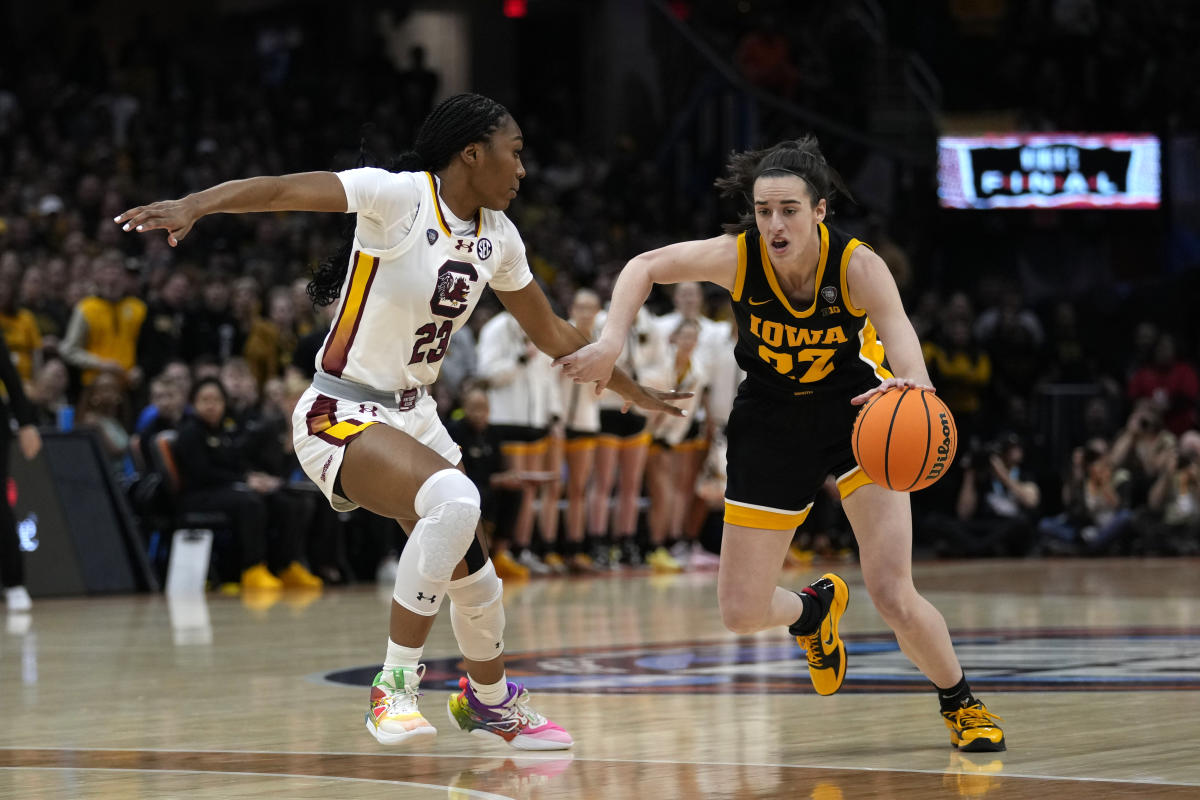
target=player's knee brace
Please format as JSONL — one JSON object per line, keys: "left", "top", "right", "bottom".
{"left": 392, "top": 469, "right": 481, "bottom": 616}
{"left": 448, "top": 559, "right": 506, "bottom": 661}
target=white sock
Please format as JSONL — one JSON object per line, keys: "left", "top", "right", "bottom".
{"left": 469, "top": 673, "right": 510, "bottom": 705}
{"left": 383, "top": 640, "right": 423, "bottom": 687}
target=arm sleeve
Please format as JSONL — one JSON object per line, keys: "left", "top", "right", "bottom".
{"left": 487, "top": 215, "right": 535, "bottom": 293}
{"left": 335, "top": 168, "right": 424, "bottom": 250}
{"left": 0, "top": 337, "right": 35, "bottom": 426}
{"left": 59, "top": 306, "right": 111, "bottom": 371}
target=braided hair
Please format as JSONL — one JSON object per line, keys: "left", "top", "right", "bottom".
{"left": 307, "top": 93, "right": 511, "bottom": 307}
{"left": 714, "top": 134, "right": 853, "bottom": 235}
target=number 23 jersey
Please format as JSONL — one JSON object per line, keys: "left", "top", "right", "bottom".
{"left": 729, "top": 223, "right": 892, "bottom": 398}
{"left": 317, "top": 168, "right": 533, "bottom": 391}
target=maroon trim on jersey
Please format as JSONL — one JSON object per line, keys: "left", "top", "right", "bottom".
{"left": 306, "top": 394, "right": 339, "bottom": 442}
{"left": 320, "top": 252, "right": 380, "bottom": 377}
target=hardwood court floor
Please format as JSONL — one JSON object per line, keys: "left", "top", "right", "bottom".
{"left": 2, "top": 558, "right": 1198, "bottom": 799}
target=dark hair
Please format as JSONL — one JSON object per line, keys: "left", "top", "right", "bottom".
{"left": 308, "top": 93, "right": 512, "bottom": 307}
{"left": 189, "top": 375, "right": 229, "bottom": 406}
{"left": 714, "top": 135, "right": 853, "bottom": 234}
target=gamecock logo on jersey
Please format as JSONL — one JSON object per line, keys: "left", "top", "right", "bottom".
{"left": 429, "top": 260, "right": 479, "bottom": 318}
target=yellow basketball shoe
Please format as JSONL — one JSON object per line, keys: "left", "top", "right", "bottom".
{"left": 790, "top": 573, "right": 849, "bottom": 696}
{"left": 942, "top": 701, "right": 1006, "bottom": 752}
{"left": 365, "top": 666, "right": 437, "bottom": 746}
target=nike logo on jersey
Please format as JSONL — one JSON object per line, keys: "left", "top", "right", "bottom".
{"left": 748, "top": 297, "right": 772, "bottom": 306}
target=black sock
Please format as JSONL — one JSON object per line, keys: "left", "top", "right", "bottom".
{"left": 935, "top": 673, "right": 977, "bottom": 713}
{"left": 787, "top": 584, "right": 831, "bottom": 636}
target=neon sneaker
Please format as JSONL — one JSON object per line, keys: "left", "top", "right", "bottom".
{"left": 240, "top": 563, "right": 283, "bottom": 591}
{"left": 279, "top": 561, "right": 323, "bottom": 590}
{"left": 542, "top": 552, "right": 568, "bottom": 575}
{"left": 365, "top": 666, "right": 437, "bottom": 745}
{"left": 447, "top": 677, "right": 573, "bottom": 750}
{"left": 645, "top": 546, "right": 682, "bottom": 572}
{"left": 492, "top": 550, "right": 530, "bottom": 581}
{"left": 943, "top": 701, "right": 1006, "bottom": 752}
{"left": 568, "top": 552, "right": 596, "bottom": 574}
{"left": 790, "top": 573, "right": 849, "bottom": 696}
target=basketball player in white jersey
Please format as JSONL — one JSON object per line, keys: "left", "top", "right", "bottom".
{"left": 116, "top": 93, "right": 685, "bottom": 751}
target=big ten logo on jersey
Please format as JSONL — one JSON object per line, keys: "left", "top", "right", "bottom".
{"left": 748, "top": 312, "right": 847, "bottom": 383}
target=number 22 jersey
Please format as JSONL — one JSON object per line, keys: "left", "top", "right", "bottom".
{"left": 316, "top": 167, "right": 533, "bottom": 391}
{"left": 729, "top": 223, "right": 892, "bottom": 398}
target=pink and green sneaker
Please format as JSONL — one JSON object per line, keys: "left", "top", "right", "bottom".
{"left": 447, "top": 677, "right": 573, "bottom": 750}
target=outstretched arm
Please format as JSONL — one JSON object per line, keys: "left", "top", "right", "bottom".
{"left": 115, "top": 172, "right": 347, "bottom": 246}
{"left": 495, "top": 281, "right": 689, "bottom": 417}
{"left": 554, "top": 234, "right": 738, "bottom": 390}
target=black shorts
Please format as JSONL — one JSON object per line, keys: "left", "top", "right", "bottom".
{"left": 723, "top": 380, "right": 875, "bottom": 531}
{"left": 492, "top": 424, "right": 547, "bottom": 444}
{"left": 493, "top": 424, "right": 550, "bottom": 457}
{"left": 598, "top": 409, "right": 648, "bottom": 439}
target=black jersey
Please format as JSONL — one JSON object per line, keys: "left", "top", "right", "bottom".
{"left": 730, "top": 223, "right": 891, "bottom": 397}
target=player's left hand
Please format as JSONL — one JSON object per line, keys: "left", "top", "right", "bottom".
{"left": 114, "top": 196, "right": 201, "bottom": 247}
{"left": 850, "top": 377, "right": 934, "bottom": 406}
{"left": 618, "top": 385, "right": 693, "bottom": 417}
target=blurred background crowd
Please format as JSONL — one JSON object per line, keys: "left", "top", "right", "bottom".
{"left": 1, "top": 0, "right": 1199, "bottom": 593}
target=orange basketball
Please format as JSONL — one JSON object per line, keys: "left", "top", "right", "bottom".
{"left": 851, "top": 388, "right": 957, "bottom": 492}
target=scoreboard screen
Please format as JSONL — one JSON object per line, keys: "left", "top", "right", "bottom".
{"left": 937, "top": 133, "right": 1160, "bottom": 210}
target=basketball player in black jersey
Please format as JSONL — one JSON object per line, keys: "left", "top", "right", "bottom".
{"left": 556, "top": 136, "right": 1005, "bottom": 752}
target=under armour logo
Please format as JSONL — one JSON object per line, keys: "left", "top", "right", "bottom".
{"left": 358, "top": 404, "right": 378, "bottom": 417}
{"left": 455, "top": 239, "right": 475, "bottom": 254}
{"left": 416, "top": 592, "right": 437, "bottom": 604}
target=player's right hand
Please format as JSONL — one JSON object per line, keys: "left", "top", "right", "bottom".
{"left": 553, "top": 340, "right": 620, "bottom": 393}
{"left": 115, "top": 196, "right": 200, "bottom": 247}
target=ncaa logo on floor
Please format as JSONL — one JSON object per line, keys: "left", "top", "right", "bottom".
{"left": 322, "top": 627, "right": 1200, "bottom": 694}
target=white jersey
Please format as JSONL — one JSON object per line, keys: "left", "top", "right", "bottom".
{"left": 557, "top": 318, "right": 601, "bottom": 432}
{"left": 315, "top": 168, "right": 533, "bottom": 391}
{"left": 702, "top": 320, "right": 744, "bottom": 428}
{"left": 643, "top": 349, "right": 709, "bottom": 446}
{"left": 476, "top": 311, "right": 558, "bottom": 429}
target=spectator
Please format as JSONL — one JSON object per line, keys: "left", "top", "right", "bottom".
{"left": 950, "top": 434, "right": 1041, "bottom": 557}
{"left": 1109, "top": 400, "right": 1177, "bottom": 508}
{"left": 922, "top": 306, "right": 991, "bottom": 444}
{"left": 0, "top": 274, "right": 42, "bottom": 384}
{"left": 76, "top": 371, "right": 131, "bottom": 478}
{"left": 172, "top": 377, "right": 318, "bottom": 590}
{"left": 19, "top": 263, "right": 69, "bottom": 354}
{"left": 1127, "top": 333, "right": 1199, "bottom": 436}
{"left": 137, "top": 271, "right": 191, "bottom": 381}
{"left": 1038, "top": 438, "right": 1134, "bottom": 554}
{"left": 27, "top": 358, "right": 71, "bottom": 428}
{"left": 182, "top": 278, "right": 238, "bottom": 364}
{"left": 1142, "top": 430, "right": 1200, "bottom": 555}
{"left": 59, "top": 256, "right": 146, "bottom": 388}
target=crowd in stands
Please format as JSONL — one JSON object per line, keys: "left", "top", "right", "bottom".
{"left": 1, "top": 5, "right": 1198, "bottom": 595}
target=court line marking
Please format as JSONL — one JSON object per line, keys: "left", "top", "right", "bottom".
{"left": 1, "top": 746, "right": 1195, "bottom": 788}
{"left": 0, "top": 766, "right": 514, "bottom": 799}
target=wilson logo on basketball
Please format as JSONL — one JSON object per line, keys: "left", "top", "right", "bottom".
{"left": 925, "top": 411, "right": 953, "bottom": 481}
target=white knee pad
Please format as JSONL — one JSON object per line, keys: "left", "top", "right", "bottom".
{"left": 448, "top": 559, "right": 506, "bottom": 661}
{"left": 393, "top": 469, "right": 482, "bottom": 616}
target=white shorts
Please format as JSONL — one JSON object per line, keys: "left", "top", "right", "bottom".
{"left": 292, "top": 384, "right": 461, "bottom": 512}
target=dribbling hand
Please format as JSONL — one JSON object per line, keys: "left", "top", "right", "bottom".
{"left": 850, "top": 377, "right": 935, "bottom": 406}
{"left": 114, "top": 196, "right": 201, "bottom": 247}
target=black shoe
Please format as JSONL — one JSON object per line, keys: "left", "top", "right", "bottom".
{"left": 619, "top": 539, "right": 643, "bottom": 567}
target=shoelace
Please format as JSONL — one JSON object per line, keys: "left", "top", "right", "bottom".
{"left": 485, "top": 683, "right": 546, "bottom": 732}
{"left": 947, "top": 704, "right": 1003, "bottom": 728}
{"left": 798, "top": 631, "right": 827, "bottom": 669}
{"left": 384, "top": 664, "right": 426, "bottom": 714}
